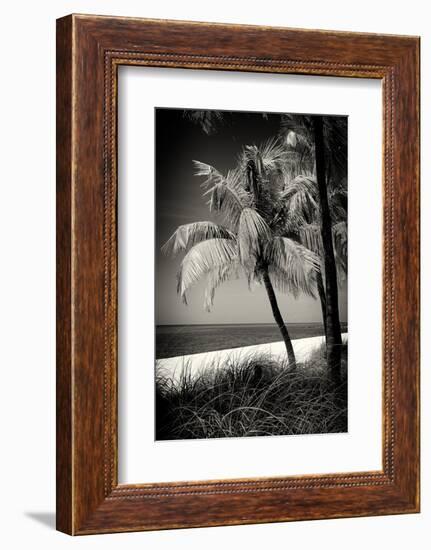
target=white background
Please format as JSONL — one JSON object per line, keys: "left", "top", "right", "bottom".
{"left": 0, "top": 0, "right": 428, "bottom": 548}
{"left": 118, "top": 67, "right": 382, "bottom": 483}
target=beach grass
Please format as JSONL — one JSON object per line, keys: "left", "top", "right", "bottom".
{"left": 155, "top": 343, "right": 347, "bottom": 440}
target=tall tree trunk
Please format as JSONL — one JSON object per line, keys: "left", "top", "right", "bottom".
{"left": 312, "top": 116, "right": 342, "bottom": 384}
{"left": 261, "top": 268, "right": 296, "bottom": 368}
{"left": 316, "top": 270, "right": 327, "bottom": 337}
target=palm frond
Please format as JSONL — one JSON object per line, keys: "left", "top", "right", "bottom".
{"left": 297, "top": 221, "right": 347, "bottom": 283}
{"left": 281, "top": 175, "right": 319, "bottom": 227}
{"left": 237, "top": 141, "right": 288, "bottom": 221}
{"left": 192, "top": 160, "right": 226, "bottom": 189}
{"left": 265, "top": 266, "right": 302, "bottom": 299}
{"left": 161, "top": 221, "right": 235, "bottom": 256}
{"left": 265, "top": 236, "right": 319, "bottom": 297}
{"left": 193, "top": 160, "right": 249, "bottom": 227}
{"left": 184, "top": 110, "right": 223, "bottom": 135}
{"left": 280, "top": 114, "right": 314, "bottom": 168}
{"left": 282, "top": 175, "right": 317, "bottom": 200}
{"left": 281, "top": 149, "right": 315, "bottom": 184}
{"left": 204, "top": 261, "right": 241, "bottom": 311}
{"left": 223, "top": 168, "right": 251, "bottom": 204}
{"left": 328, "top": 186, "right": 348, "bottom": 222}
{"left": 244, "top": 139, "right": 287, "bottom": 179}
{"left": 280, "top": 114, "right": 313, "bottom": 143}
{"left": 204, "top": 181, "right": 246, "bottom": 228}
{"left": 240, "top": 145, "right": 264, "bottom": 202}
{"left": 297, "top": 223, "right": 322, "bottom": 255}
{"left": 237, "top": 208, "right": 271, "bottom": 265}
{"left": 177, "top": 238, "right": 238, "bottom": 304}
{"left": 332, "top": 221, "right": 348, "bottom": 276}
{"left": 259, "top": 138, "right": 288, "bottom": 171}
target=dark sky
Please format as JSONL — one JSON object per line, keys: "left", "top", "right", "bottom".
{"left": 155, "top": 108, "right": 347, "bottom": 326}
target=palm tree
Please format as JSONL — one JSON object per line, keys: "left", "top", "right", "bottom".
{"left": 162, "top": 140, "right": 320, "bottom": 368}
{"left": 281, "top": 174, "right": 347, "bottom": 334}
{"left": 280, "top": 115, "right": 347, "bottom": 383}
{"left": 312, "top": 116, "right": 343, "bottom": 383}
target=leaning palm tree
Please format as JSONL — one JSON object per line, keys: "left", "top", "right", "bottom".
{"left": 162, "top": 140, "right": 320, "bottom": 368}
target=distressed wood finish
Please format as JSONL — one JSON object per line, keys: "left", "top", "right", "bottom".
{"left": 56, "top": 14, "right": 420, "bottom": 535}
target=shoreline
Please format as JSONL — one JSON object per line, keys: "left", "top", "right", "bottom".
{"left": 156, "top": 322, "right": 348, "bottom": 359}
{"left": 156, "top": 333, "right": 348, "bottom": 382}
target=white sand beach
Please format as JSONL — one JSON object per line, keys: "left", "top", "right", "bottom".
{"left": 156, "top": 333, "right": 348, "bottom": 383}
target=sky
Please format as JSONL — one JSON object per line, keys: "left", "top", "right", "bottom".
{"left": 155, "top": 108, "right": 347, "bottom": 326}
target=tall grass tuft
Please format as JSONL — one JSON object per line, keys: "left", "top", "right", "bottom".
{"left": 155, "top": 343, "right": 347, "bottom": 440}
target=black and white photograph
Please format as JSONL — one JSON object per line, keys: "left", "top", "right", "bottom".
{"left": 155, "top": 107, "right": 348, "bottom": 441}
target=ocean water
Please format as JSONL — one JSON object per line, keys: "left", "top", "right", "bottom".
{"left": 156, "top": 322, "right": 348, "bottom": 359}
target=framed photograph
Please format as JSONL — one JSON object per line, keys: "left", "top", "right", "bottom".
{"left": 56, "top": 14, "right": 420, "bottom": 534}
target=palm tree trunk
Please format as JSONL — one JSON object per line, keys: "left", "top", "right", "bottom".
{"left": 316, "top": 270, "right": 327, "bottom": 337}
{"left": 261, "top": 268, "right": 296, "bottom": 368}
{"left": 312, "top": 115, "right": 342, "bottom": 384}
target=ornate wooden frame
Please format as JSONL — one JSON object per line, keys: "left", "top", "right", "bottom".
{"left": 56, "top": 14, "right": 420, "bottom": 535}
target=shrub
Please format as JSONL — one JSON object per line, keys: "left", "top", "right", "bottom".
{"left": 155, "top": 343, "right": 347, "bottom": 440}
